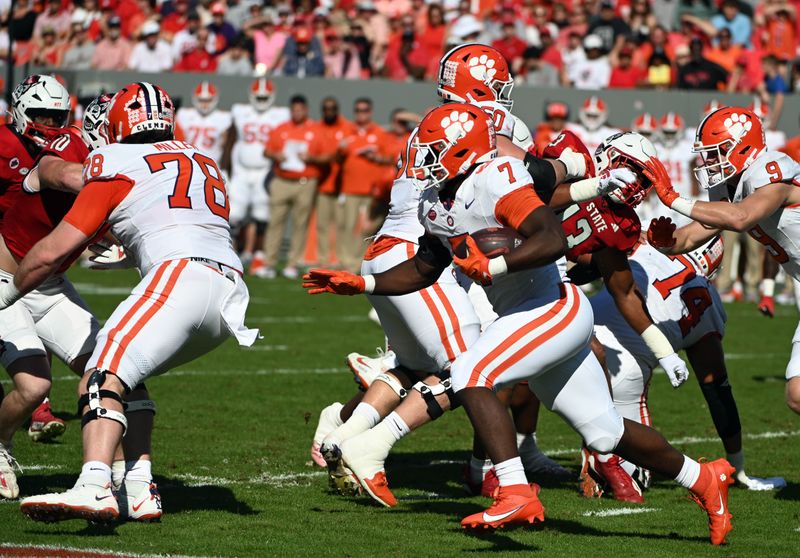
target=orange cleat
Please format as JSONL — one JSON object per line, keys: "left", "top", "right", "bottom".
{"left": 689, "top": 458, "right": 735, "bottom": 545}
{"left": 463, "top": 466, "right": 499, "bottom": 498}
{"left": 758, "top": 295, "right": 775, "bottom": 318}
{"left": 355, "top": 470, "right": 397, "bottom": 508}
{"left": 461, "top": 483, "right": 545, "bottom": 530}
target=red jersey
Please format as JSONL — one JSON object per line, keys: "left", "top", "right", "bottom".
{"left": 2, "top": 129, "right": 89, "bottom": 272}
{"left": 561, "top": 198, "right": 641, "bottom": 261}
{"left": 0, "top": 125, "right": 37, "bottom": 220}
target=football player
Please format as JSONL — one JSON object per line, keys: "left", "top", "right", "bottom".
{"left": 648, "top": 105, "right": 800, "bottom": 417}
{"left": 176, "top": 81, "right": 232, "bottom": 169}
{"left": 221, "top": 78, "right": 289, "bottom": 276}
{"left": 567, "top": 96, "right": 622, "bottom": 156}
{"left": 631, "top": 113, "right": 658, "bottom": 141}
{"left": 305, "top": 104, "right": 735, "bottom": 545}
{"left": 750, "top": 98, "right": 786, "bottom": 152}
{"left": 2, "top": 82, "right": 258, "bottom": 524}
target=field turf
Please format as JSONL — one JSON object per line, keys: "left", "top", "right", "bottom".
{"left": 1, "top": 267, "right": 799, "bottom": 557}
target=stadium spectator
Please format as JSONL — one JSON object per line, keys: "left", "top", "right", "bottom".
{"left": 560, "top": 31, "right": 587, "bottom": 81}
{"left": 589, "top": 1, "right": 632, "bottom": 52}
{"left": 72, "top": 0, "right": 102, "bottom": 31}
{"left": 31, "top": 27, "right": 64, "bottom": 67}
{"left": 727, "top": 53, "right": 760, "bottom": 93}
{"left": 703, "top": 28, "right": 742, "bottom": 72}
{"left": 346, "top": 22, "right": 375, "bottom": 78}
{"left": 627, "top": 0, "right": 659, "bottom": 42}
{"left": 128, "top": 21, "right": 173, "bottom": 73}
{"left": 280, "top": 27, "right": 325, "bottom": 78}
{"left": 208, "top": 2, "right": 238, "bottom": 53}
{"left": 756, "top": 2, "right": 796, "bottom": 62}
{"left": 538, "top": 27, "right": 563, "bottom": 70}
{"left": 8, "top": 1, "right": 37, "bottom": 47}
{"left": 355, "top": 1, "right": 390, "bottom": 72}
{"left": 682, "top": 0, "right": 753, "bottom": 48}
{"left": 414, "top": 3, "right": 447, "bottom": 78}
{"left": 217, "top": 37, "right": 254, "bottom": 75}
{"left": 446, "top": 13, "right": 484, "bottom": 48}
{"left": 492, "top": 18, "right": 528, "bottom": 75}
{"left": 225, "top": 0, "right": 254, "bottom": 30}
{"left": 324, "top": 28, "right": 363, "bottom": 79}
{"left": 676, "top": 38, "right": 729, "bottom": 90}
{"left": 174, "top": 27, "right": 218, "bottom": 72}
{"left": 161, "top": 0, "right": 192, "bottom": 41}
{"left": 609, "top": 45, "right": 647, "bottom": 88}
{"left": 90, "top": 16, "right": 132, "bottom": 70}
{"left": 172, "top": 12, "right": 213, "bottom": 64}
{"left": 246, "top": 14, "right": 288, "bottom": 73}
{"left": 520, "top": 46, "right": 559, "bottom": 87}
{"left": 264, "top": 94, "right": 325, "bottom": 278}
{"left": 124, "top": 0, "right": 158, "bottom": 41}
{"left": 646, "top": 49, "right": 674, "bottom": 89}
{"left": 567, "top": 34, "right": 611, "bottom": 90}
{"left": 61, "top": 19, "right": 96, "bottom": 70}
{"left": 32, "top": 0, "right": 71, "bottom": 41}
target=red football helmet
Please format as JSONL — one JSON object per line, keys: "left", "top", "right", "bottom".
{"left": 541, "top": 130, "right": 595, "bottom": 177}
{"left": 595, "top": 131, "right": 658, "bottom": 208}
{"left": 631, "top": 113, "right": 657, "bottom": 139}
{"left": 107, "top": 82, "right": 175, "bottom": 143}
{"left": 437, "top": 43, "right": 514, "bottom": 109}
{"left": 250, "top": 78, "right": 275, "bottom": 112}
{"left": 579, "top": 96, "right": 607, "bottom": 131}
{"left": 693, "top": 106, "right": 765, "bottom": 187}
{"left": 412, "top": 103, "right": 496, "bottom": 190}
{"left": 659, "top": 112, "right": 684, "bottom": 146}
{"left": 193, "top": 81, "right": 218, "bottom": 115}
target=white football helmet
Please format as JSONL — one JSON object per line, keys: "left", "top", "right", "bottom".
{"left": 511, "top": 115, "right": 533, "bottom": 151}
{"left": 595, "top": 131, "right": 658, "bottom": 207}
{"left": 249, "top": 78, "right": 274, "bottom": 112}
{"left": 193, "top": 81, "right": 218, "bottom": 116}
{"left": 81, "top": 93, "right": 114, "bottom": 151}
{"left": 11, "top": 74, "right": 71, "bottom": 146}
{"left": 578, "top": 96, "right": 608, "bottom": 132}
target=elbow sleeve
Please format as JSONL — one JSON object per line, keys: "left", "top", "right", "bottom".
{"left": 523, "top": 153, "right": 557, "bottom": 204}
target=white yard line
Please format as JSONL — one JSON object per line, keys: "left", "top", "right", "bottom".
{"left": 582, "top": 507, "right": 660, "bottom": 517}
{"left": 249, "top": 315, "right": 366, "bottom": 324}
{"left": 243, "top": 345, "right": 289, "bottom": 351}
{"left": 174, "top": 470, "right": 325, "bottom": 488}
{"left": 0, "top": 543, "right": 207, "bottom": 558}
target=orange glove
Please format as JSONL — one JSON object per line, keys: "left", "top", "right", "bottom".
{"left": 647, "top": 217, "right": 677, "bottom": 250}
{"left": 303, "top": 269, "right": 366, "bottom": 295}
{"left": 643, "top": 158, "right": 679, "bottom": 207}
{"left": 453, "top": 236, "right": 495, "bottom": 286}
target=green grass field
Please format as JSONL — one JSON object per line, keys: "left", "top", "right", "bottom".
{"left": 1, "top": 267, "right": 799, "bottom": 557}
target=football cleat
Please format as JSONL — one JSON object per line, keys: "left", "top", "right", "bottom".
{"left": 461, "top": 483, "right": 545, "bottom": 530}
{"left": 310, "top": 402, "right": 344, "bottom": 468}
{"left": 321, "top": 442, "right": 361, "bottom": 496}
{"left": 345, "top": 348, "right": 397, "bottom": 390}
{"left": 0, "top": 444, "right": 21, "bottom": 499}
{"left": 20, "top": 481, "right": 119, "bottom": 523}
{"left": 340, "top": 428, "right": 395, "bottom": 507}
{"left": 579, "top": 448, "right": 603, "bottom": 499}
{"left": 118, "top": 480, "right": 162, "bottom": 522}
{"left": 735, "top": 470, "right": 786, "bottom": 491}
{"left": 594, "top": 454, "right": 644, "bottom": 504}
{"left": 758, "top": 295, "right": 775, "bottom": 318}
{"left": 720, "top": 284, "right": 744, "bottom": 303}
{"left": 282, "top": 266, "right": 299, "bottom": 280}
{"left": 463, "top": 465, "right": 499, "bottom": 498}
{"left": 689, "top": 458, "right": 735, "bottom": 545}
{"left": 28, "top": 400, "right": 66, "bottom": 442}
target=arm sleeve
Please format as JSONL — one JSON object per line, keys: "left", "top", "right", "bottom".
{"left": 522, "top": 152, "right": 558, "bottom": 203}
{"left": 62, "top": 177, "right": 134, "bottom": 237}
{"left": 415, "top": 233, "right": 452, "bottom": 269}
{"left": 495, "top": 186, "right": 544, "bottom": 230}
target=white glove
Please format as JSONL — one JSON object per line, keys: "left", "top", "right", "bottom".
{"left": 658, "top": 352, "right": 690, "bottom": 388}
{"left": 0, "top": 278, "right": 22, "bottom": 310}
{"left": 87, "top": 243, "right": 132, "bottom": 270}
{"left": 598, "top": 167, "right": 637, "bottom": 196}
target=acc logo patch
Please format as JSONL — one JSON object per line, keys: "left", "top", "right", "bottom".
{"left": 9, "top": 157, "right": 19, "bottom": 169}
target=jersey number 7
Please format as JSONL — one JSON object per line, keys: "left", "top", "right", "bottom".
{"left": 145, "top": 152, "right": 230, "bottom": 221}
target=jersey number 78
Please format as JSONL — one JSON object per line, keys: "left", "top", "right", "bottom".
{"left": 145, "top": 152, "right": 230, "bottom": 221}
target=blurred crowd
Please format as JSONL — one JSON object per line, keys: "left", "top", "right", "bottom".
{"left": 1, "top": 0, "right": 800, "bottom": 97}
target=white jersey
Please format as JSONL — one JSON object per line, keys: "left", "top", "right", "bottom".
{"left": 473, "top": 101, "right": 515, "bottom": 139}
{"left": 176, "top": 108, "right": 232, "bottom": 163}
{"left": 566, "top": 123, "right": 621, "bottom": 157}
{"left": 766, "top": 129, "right": 787, "bottom": 151}
{"left": 85, "top": 141, "right": 241, "bottom": 276}
{"left": 230, "top": 103, "right": 290, "bottom": 170}
{"left": 419, "top": 156, "right": 561, "bottom": 315}
{"left": 707, "top": 150, "right": 800, "bottom": 280}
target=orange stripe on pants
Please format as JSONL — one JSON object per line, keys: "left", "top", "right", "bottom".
{"left": 431, "top": 283, "right": 468, "bottom": 354}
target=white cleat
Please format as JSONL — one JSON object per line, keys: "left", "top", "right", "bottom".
{"left": 320, "top": 440, "right": 361, "bottom": 496}
{"left": 0, "top": 444, "right": 21, "bottom": 499}
{"left": 118, "top": 480, "right": 162, "bottom": 522}
{"left": 340, "top": 427, "right": 396, "bottom": 507}
{"left": 310, "top": 402, "right": 344, "bottom": 468}
{"left": 20, "top": 481, "right": 119, "bottom": 523}
{"left": 345, "top": 348, "right": 397, "bottom": 390}
{"left": 735, "top": 470, "right": 787, "bottom": 491}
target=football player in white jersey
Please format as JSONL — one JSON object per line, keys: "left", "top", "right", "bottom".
{"left": 0, "top": 82, "right": 258, "bottom": 524}
{"left": 647, "top": 105, "right": 800, "bottom": 416}
{"left": 176, "top": 81, "right": 232, "bottom": 166}
{"left": 567, "top": 96, "right": 622, "bottom": 156}
{"left": 583, "top": 238, "right": 785, "bottom": 493}
{"left": 750, "top": 98, "right": 786, "bottom": 152}
{"left": 305, "top": 104, "right": 735, "bottom": 544}
{"left": 630, "top": 113, "right": 659, "bottom": 225}
{"left": 221, "top": 78, "right": 289, "bottom": 275}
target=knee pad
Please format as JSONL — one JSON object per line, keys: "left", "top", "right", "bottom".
{"left": 254, "top": 220, "right": 268, "bottom": 236}
{"left": 374, "top": 373, "right": 407, "bottom": 399}
{"left": 412, "top": 377, "right": 457, "bottom": 420}
{"left": 78, "top": 370, "right": 128, "bottom": 435}
{"left": 581, "top": 407, "right": 624, "bottom": 455}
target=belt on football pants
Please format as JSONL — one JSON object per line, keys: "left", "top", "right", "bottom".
{"left": 188, "top": 257, "right": 241, "bottom": 280}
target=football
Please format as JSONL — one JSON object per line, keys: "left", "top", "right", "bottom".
{"left": 453, "top": 227, "right": 525, "bottom": 259}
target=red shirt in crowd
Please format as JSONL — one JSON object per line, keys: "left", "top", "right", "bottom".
{"left": 609, "top": 65, "right": 646, "bottom": 88}
{"left": 174, "top": 49, "right": 218, "bottom": 72}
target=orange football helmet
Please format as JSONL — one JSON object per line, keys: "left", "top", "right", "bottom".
{"left": 437, "top": 43, "right": 514, "bottom": 109}
{"left": 659, "top": 112, "right": 684, "bottom": 146}
{"left": 193, "top": 81, "right": 218, "bottom": 115}
{"left": 107, "top": 82, "right": 175, "bottom": 143}
{"left": 693, "top": 107, "right": 765, "bottom": 187}
{"left": 250, "top": 77, "right": 274, "bottom": 112}
{"left": 631, "top": 113, "right": 657, "bottom": 138}
{"left": 578, "top": 96, "right": 607, "bottom": 131}
{"left": 412, "top": 103, "right": 496, "bottom": 190}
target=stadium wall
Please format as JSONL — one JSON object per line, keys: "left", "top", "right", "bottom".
{"left": 10, "top": 65, "right": 800, "bottom": 135}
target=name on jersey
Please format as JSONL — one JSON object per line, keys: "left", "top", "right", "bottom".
{"left": 155, "top": 141, "right": 195, "bottom": 151}
{"left": 586, "top": 202, "right": 608, "bottom": 232}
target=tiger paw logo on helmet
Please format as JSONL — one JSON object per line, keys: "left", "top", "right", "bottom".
{"left": 440, "top": 110, "right": 474, "bottom": 143}
{"left": 723, "top": 112, "right": 752, "bottom": 140}
{"left": 467, "top": 55, "right": 497, "bottom": 82}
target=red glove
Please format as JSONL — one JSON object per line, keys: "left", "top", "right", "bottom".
{"left": 452, "top": 236, "right": 493, "bottom": 286}
{"left": 541, "top": 130, "right": 595, "bottom": 178}
{"left": 302, "top": 269, "right": 366, "bottom": 295}
{"left": 647, "top": 217, "right": 677, "bottom": 250}
{"left": 643, "top": 158, "right": 679, "bottom": 207}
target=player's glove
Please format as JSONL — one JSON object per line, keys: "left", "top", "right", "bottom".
{"left": 0, "top": 278, "right": 22, "bottom": 310}
{"left": 303, "top": 269, "right": 367, "bottom": 295}
{"left": 647, "top": 216, "right": 677, "bottom": 251}
{"left": 658, "top": 352, "right": 690, "bottom": 388}
{"left": 453, "top": 236, "right": 508, "bottom": 286}
{"left": 87, "top": 243, "right": 133, "bottom": 270}
{"left": 598, "top": 167, "right": 638, "bottom": 195}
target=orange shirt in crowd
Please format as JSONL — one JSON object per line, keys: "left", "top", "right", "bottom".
{"left": 315, "top": 116, "right": 355, "bottom": 195}
{"left": 372, "top": 129, "right": 408, "bottom": 200}
{"left": 780, "top": 135, "right": 800, "bottom": 163}
{"left": 339, "top": 123, "right": 390, "bottom": 196}
{"left": 266, "top": 119, "right": 325, "bottom": 181}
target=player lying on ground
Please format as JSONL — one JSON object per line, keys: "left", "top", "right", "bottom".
{"left": 647, "top": 106, "right": 800, "bottom": 416}
{"left": 0, "top": 82, "right": 259, "bottom": 524}
{"left": 305, "top": 103, "right": 735, "bottom": 544}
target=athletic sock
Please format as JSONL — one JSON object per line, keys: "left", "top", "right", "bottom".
{"left": 384, "top": 411, "right": 410, "bottom": 441}
{"left": 594, "top": 452, "right": 613, "bottom": 463}
{"left": 125, "top": 459, "right": 153, "bottom": 484}
{"left": 494, "top": 457, "right": 528, "bottom": 487}
{"left": 352, "top": 402, "right": 381, "bottom": 428}
{"left": 762, "top": 278, "right": 775, "bottom": 297}
{"left": 328, "top": 410, "right": 377, "bottom": 445}
{"left": 674, "top": 456, "right": 702, "bottom": 489}
{"left": 726, "top": 449, "right": 744, "bottom": 473}
{"left": 78, "top": 461, "right": 112, "bottom": 486}
{"left": 111, "top": 460, "right": 127, "bottom": 488}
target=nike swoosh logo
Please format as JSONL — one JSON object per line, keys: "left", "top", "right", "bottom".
{"left": 465, "top": 199, "right": 476, "bottom": 209}
{"left": 132, "top": 499, "right": 147, "bottom": 512}
{"left": 483, "top": 504, "right": 524, "bottom": 523}
{"left": 95, "top": 494, "right": 113, "bottom": 502}
{"left": 715, "top": 494, "right": 725, "bottom": 516}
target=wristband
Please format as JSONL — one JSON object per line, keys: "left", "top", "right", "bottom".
{"left": 487, "top": 256, "right": 508, "bottom": 278}
{"left": 362, "top": 274, "right": 376, "bottom": 294}
{"left": 640, "top": 324, "right": 674, "bottom": 359}
{"left": 0, "top": 279, "right": 22, "bottom": 307}
{"left": 568, "top": 177, "right": 600, "bottom": 202}
{"left": 557, "top": 149, "right": 586, "bottom": 180}
{"left": 22, "top": 168, "right": 40, "bottom": 193}
{"left": 670, "top": 197, "right": 695, "bottom": 217}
